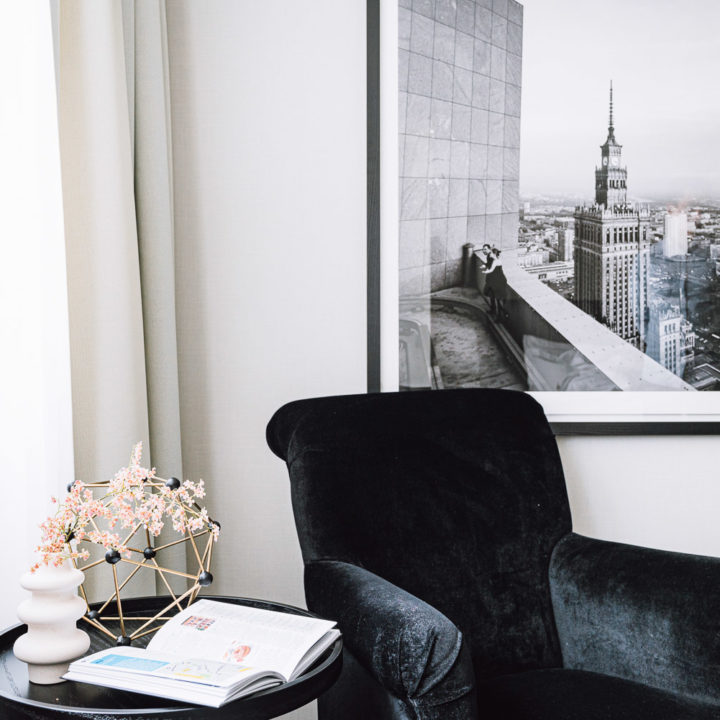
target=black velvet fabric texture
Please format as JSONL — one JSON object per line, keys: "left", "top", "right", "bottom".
{"left": 305, "top": 560, "right": 478, "bottom": 719}
{"left": 478, "top": 668, "right": 720, "bottom": 719}
{"left": 267, "top": 389, "right": 571, "bottom": 685}
{"left": 319, "top": 647, "right": 417, "bottom": 720}
{"left": 550, "top": 532, "right": 720, "bottom": 706}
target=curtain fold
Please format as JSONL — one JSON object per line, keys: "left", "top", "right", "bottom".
{"left": 58, "top": 0, "right": 186, "bottom": 600}
{"left": 130, "top": 0, "right": 187, "bottom": 592}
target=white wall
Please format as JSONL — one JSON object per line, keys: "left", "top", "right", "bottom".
{"left": 166, "top": 0, "right": 365, "bottom": 664}
{"left": 559, "top": 435, "right": 720, "bottom": 558}
{"left": 167, "top": 5, "right": 365, "bottom": 715}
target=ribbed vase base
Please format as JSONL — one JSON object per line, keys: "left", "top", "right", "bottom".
{"left": 27, "top": 661, "right": 70, "bottom": 685}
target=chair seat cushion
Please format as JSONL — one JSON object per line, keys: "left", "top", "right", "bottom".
{"left": 478, "top": 668, "right": 720, "bottom": 720}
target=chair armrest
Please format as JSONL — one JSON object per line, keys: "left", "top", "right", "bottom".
{"left": 549, "top": 533, "right": 720, "bottom": 705}
{"left": 305, "top": 560, "right": 478, "bottom": 719}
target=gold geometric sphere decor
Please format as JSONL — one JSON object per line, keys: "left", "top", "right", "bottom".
{"left": 34, "top": 444, "right": 220, "bottom": 646}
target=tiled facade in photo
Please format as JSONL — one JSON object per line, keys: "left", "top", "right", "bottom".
{"left": 399, "top": 0, "right": 523, "bottom": 295}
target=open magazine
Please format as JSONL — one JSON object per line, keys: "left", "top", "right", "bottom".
{"left": 63, "top": 599, "right": 340, "bottom": 708}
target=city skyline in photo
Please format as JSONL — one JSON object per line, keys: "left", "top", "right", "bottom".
{"left": 519, "top": 0, "right": 720, "bottom": 200}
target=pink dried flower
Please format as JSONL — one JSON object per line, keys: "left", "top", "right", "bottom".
{"left": 31, "top": 443, "right": 219, "bottom": 571}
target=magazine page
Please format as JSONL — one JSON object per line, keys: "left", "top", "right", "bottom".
{"left": 64, "top": 646, "right": 281, "bottom": 707}
{"left": 147, "top": 599, "right": 336, "bottom": 680}
{"left": 68, "top": 646, "right": 265, "bottom": 688}
{"left": 290, "top": 627, "right": 342, "bottom": 680}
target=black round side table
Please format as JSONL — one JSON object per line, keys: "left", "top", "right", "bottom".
{"left": 0, "top": 595, "right": 342, "bottom": 719}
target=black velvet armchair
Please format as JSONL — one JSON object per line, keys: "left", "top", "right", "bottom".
{"left": 266, "top": 389, "right": 720, "bottom": 719}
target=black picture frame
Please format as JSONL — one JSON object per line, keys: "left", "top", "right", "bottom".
{"left": 365, "top": 1, "right": 720, "bottom": 436}
{"left": 550, "top": 421, "right": 720, "bottom": 436}
{"left": 367, "top": 0, "right": 381, "bottom": 394}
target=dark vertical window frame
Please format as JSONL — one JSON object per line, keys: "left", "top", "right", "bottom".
{"left": 367, "top": 0, "right": 381, "bottom": 393}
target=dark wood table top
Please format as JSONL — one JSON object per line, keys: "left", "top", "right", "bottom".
{"left": 0, "top": 595, "right": 342, "bottom": 719}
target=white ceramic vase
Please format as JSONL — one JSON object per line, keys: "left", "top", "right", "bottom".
{"left": 14, "top": 560, "right": 90, "bottom": 684}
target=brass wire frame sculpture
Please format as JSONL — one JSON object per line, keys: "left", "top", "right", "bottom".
{"left": 70, "top": 475, "right": 220, "bottom": 646}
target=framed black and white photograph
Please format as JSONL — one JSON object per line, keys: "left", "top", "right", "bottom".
{"left": 369, "top": 0, "right": 720, "bottom": 432}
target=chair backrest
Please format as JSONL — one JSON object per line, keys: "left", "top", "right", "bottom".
{"left": 267, "top": 389, "right": 571, "bottom": 679}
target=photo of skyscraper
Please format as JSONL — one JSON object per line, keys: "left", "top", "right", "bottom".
{"left": 574, "top": 85, "right": 651, "bottom": 349}
{"left": 398, "top": 0, "right": 719, "bottom": 392}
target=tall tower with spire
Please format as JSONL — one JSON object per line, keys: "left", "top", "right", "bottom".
{"left": 574, "top": 83, "right": 651, "bottom": 348}
{"left": 595, "top": 82, "right": 627, "bottom": 207}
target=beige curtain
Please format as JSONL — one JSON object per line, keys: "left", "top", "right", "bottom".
{"left": 127, "top": 0, "right": 187, "bottom": 591}
{"left": 58, "top": 0, "right": 186, "bottom": 599}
